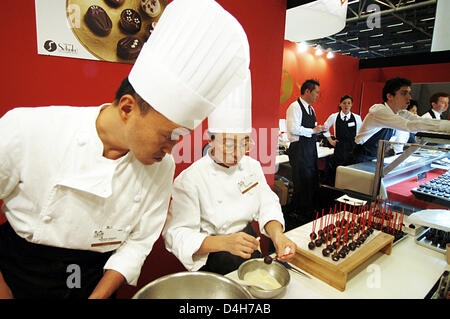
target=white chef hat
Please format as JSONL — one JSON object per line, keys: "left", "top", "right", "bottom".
{"left": 207, "top": 70, "right": 252, "bottom": 134}
{"left": 128, "top": 0, "right": 250, "bottom": 130}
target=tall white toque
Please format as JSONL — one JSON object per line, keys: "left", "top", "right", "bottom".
{"left": 207, "top": 70, "right": 252, "bottom": 134}
{"left": 129, "top": 0, "right": 251, "bottom": 130}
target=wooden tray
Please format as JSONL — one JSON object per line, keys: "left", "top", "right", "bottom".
{"left": 290, "top": 232, "right": 394, "bottom": 291}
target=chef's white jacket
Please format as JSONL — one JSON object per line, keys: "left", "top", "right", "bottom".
{"left": 0, "top": 106, "right": 175, "bottom": 286}
{"left": 163, "top": 153, "right": 285, "bottom": 271}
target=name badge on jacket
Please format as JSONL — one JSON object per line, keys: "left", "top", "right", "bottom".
{"left": 238, "top": 174, "right": 258, "bottom": 194}
{"left": 348, "top": 122, "right": 355, "bottom": 127}
{"left": 91, "top": 226, "right": 126, "bottom": 248}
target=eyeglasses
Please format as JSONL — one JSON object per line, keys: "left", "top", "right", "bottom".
{"left": 220, "top": 138, "right": 255, "bottom": 153}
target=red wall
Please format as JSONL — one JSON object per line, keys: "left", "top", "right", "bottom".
{"left": 279, "top": 40, "right": 360, "bottom": 125}
{"left": 0, "top": 1, "right": 286, "bottom": 298}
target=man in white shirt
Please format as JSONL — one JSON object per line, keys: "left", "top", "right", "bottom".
{"left": 0, "top": 0, "right": 251, "bottom": 299}
{"left": 421, "top": 92, "right": 449, "bottom": 120}
{"left": 352, "top": 77, "right": 450, "bottom": 164}
{"left": 286, "top": 80, "right": 326, "bottom": 222}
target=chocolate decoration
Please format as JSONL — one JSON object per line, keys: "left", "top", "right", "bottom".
{"left": 141, "top": 0, "right": 162, "bottom": 18}
{"left": 105, "top": 0, "right": 125, "bottom": 8}
{"left": 84, "top": 5, "right": 112, "bottom": 37}
{"left": 308, "top": 241, "right": 316, "bottom": 250}
{"left": 120, "top": 9, "right": 142, "bottom": 34}
{"left": 117, "top": 36, "right": 143, "bottom": 60}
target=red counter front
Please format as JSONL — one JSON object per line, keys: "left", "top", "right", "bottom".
{"left": 386, "top": 168, "right": 449, "bottom": 210}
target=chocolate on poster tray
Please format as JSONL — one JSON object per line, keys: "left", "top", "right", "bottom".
{"left": 84, "top": 5, "right": 113, "bottom": 36}
{"left": 140, "top": 0, "right": 162, "bottom": 18}
{"left": 104, "top": 0, "right": 125, "bottom": 8}
{"left": 119, "top": 9, "right": 142, "bottom": 34}
{"left": 68, "top": 0, "right": 167, "bottom": 63}
{"left": 117, "top": 36, "right": 143, "bottom": 60}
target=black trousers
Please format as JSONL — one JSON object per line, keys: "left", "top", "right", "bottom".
{"left": 0, "top": 222, "right": 112, "bottom": 299}
{"left": 199, "top": 223, "right": 261, "bottom": 275}
{"left": 287, "top": 139, "right": 319, "bottom": 219}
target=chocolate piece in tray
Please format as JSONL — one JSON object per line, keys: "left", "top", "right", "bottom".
{"left": 104, "top": 0, "right": 125, "bottom": 8}
{"left": 140, "top": 0, "right": 162, "bottom": 18}
{"left": 119, "top": 9, "right": 142, "bottom": 34}
{"left": 117, "top": 36, "right": 143, "bottom": 60}
{"left": 84, "top": 5, "right": 113, "bottom": 36}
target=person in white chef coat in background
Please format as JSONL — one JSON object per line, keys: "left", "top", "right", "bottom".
{"left": 163, "top": 76, "right": 297, "bottom": 275}
{"left": 0, "top": 0, "right": 250, "bottom": 299}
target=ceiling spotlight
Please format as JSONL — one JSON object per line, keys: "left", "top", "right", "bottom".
{"left": 315, "top": 46, "right": 323, "bottom": 56}
{"left": 326, "top": 50, "right": 335, "bottom": 59}
{"left": 297, "top": 42, "right": 308, "bottom": 53}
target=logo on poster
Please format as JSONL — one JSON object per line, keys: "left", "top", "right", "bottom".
{"left": 44, "top": 40, "right": 78, "bottom": 54}
{"left": 44, "top": 40, "right": 57, "bottom": 52}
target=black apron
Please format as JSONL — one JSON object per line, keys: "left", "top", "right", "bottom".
{"left": 325, "top": 113, "right": 357, "bottom": 185}
{"left": 199, "top": 223, "right": 261, "bottom": 275}
{"left": 287, "top": 99, "right": 318, "bottom": 218}
{"left": 333, "top": 113, "right": 357, "bottom": 166}
{"left": 0, "top": 222, "right": 112, "bottom": 299}
{"left": 351, "top": 128, "right": 395, "bottom": 164}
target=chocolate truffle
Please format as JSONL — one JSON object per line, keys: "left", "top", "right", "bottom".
{"left": 104, "top": 0, "right": 125, "bottom": 8}
{"left": 85, "top": 5, "right": 112, "bottom": 37}
{"left": 141, "top": 0, "right": 162, "bottom": 18}
{"left": 117, "top": 36, "right": 143, "bottom": 60}
{"left": 120, "top": 9, "right": 142, "bottom": 34}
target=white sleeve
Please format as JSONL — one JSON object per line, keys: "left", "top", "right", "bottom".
{"left": 286, "top": 102, "right": 314, "bottom": 137}
{"left": 355, "top": 114, "right": 363, "bottom": 135}
{"left": 254, "top": 162, "right": 285, "bottom": 237}
{"left": 162, "top": 172, "right": 208, "bottom": 272}
{"left": 323, "top": 113, "right": 337, "bottom": 138}
{"left": 372, "top": 107, "right": 450, "bottom": 133}
{"left": 0, "top": 109, "right": 22, "bottom": 199}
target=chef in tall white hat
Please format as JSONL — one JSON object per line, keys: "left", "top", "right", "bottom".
{"left": 163, "top": 74, "right": 297, "bottom": 275}
{"left": 0, "top": 0, "right": 250, "bottom": 299}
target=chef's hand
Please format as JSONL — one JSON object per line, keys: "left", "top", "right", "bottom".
{"left": 327, "top": 136, "right": 338, "bottom": 147}
{"left": 0, "top": 272, "right": 13, "bottom": 299}
{"left": 223, "top": 232, "right": 259, "bottom": 259}
{"left": 272, "top": 233, "right": 297, "bottom": 262}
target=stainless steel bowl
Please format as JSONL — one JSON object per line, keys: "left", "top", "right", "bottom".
{"left": 132, "top": 271, "right": 252, "bottom": 299}
{"left": 237, "top": 258, "right": 290, "bottom": 299}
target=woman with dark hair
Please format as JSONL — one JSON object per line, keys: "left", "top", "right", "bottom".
{"left": 322, "top": 95, "right": 362, "bottom": 185}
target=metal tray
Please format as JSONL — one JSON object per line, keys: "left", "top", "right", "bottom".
{"left": 415, "top": 228, "right": 448, "bottom": 254}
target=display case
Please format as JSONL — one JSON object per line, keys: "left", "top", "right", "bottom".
{"left": 335, "top": 131, "right": 450, "bottom": 211}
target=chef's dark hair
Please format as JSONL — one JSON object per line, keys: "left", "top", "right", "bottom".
{"left": 338, "top": 94, "right": 353, "bottom": 110}
{"left": 300, "top": 79, "right": 320, "bottom": 95}
{"left": 382, "top": 77, "right": 411, "bottom": 102}
{"left": 115, "top": 77, "right": 154, "bottom": 115}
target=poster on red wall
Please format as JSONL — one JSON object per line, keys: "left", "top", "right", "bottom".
{"left": 35, "top": 0, "right": 167, "bottom": 64}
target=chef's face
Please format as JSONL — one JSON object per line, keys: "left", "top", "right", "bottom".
{"left": 122, "top": 98, "right": 188, "bottom": 165}
{"left": 432, "top": 96, "right": 449, "bottom": 113}
{"left": 339, "top": 98, "right": 353, "bottom": 114}
{"left": 210, "top": 133, "right": 250, "bottom": 167}
{"left": 387, "top": 86, "right": 411, "bottom": 112}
